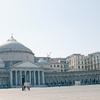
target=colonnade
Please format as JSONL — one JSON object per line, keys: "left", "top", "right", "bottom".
{"left": 45, "top": 73, "right": 100, "bottom": 86}
{"left": 10, "top": 70, "right": 44, "bottom": 87}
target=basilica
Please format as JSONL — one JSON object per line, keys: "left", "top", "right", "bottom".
{"left": 0, "top": 36, "right": 44, "bottom": 88}
{"left": 0, "top": 36, "right": 100, "bottom": 88}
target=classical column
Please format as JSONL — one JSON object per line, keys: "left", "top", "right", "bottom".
{"left": 10, "top": 71, "right": 13, "bottom": 87}
{"left": 31, "top": 71, "right": 33, "bottom": 85}
{"left": 29, "top": 71, "right": 31, "bottom": 85}
{"left": 20, "top": 71, "right": 22, "bottom": 86}
{"left": 25, "top": 71, "right": 26, "bottom": 82}
{"left": 42, "top": 71, "right": 45, "bottom": 85}
{"left": 38, "top": 71, "right": 40, "bottom": 85}
{"left": 34, "top": 71, "right": 36, "bottom": 85}
{"left": 16, "top": 71, "right": 17, "bottom": 86}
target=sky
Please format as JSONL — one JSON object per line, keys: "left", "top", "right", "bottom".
{"left": 0, "top": 0, "right": 100, "bottom": 58}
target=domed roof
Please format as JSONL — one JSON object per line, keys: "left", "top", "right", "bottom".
{"left": 0, "top": 36, "right": 33, "bottom": 54}
{"left": 38, "top": 58, "right": 48, "bottom": 64}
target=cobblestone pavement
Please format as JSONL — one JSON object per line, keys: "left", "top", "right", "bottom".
{"left": 0, "top": 85, "right": 100, "bottom": 100}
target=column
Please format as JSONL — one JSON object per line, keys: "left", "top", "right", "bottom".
{"left": 20, "top": 71, "right": 22, "bottom": 86}
{"left": 42, "top": 71, "right": 45, "bottom": 85}
{"left": 31, "top": 71, "right": 33, "bottom": 85}
{"left": 38, "top": 71, "right": 40, "bottom": 85}
{"left": 16, "top": 71, "right": 17, "bottom": 86}
{"left": 10, "top": 71, "right": 13, "bottom": 87}
{"left": 25, "top": 71, "right": 26, "bottom": 82}
{"left": 40, "top": 71, "right": 42, "bottom": 85}
{"left": 29, "top": 71, "right": 31, "bottom": 85}
{"left": 34, "top": 71, "right": 36, "bottom": 85}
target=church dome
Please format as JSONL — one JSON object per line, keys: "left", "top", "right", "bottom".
{"left": 0, "top": 36, "right": 33, "bottom": 53}
{"left": 38, "top": 58, "right": 48, "bottom": 64}
{"left": 0, "top": 36, "right": 35, "bottom": 64}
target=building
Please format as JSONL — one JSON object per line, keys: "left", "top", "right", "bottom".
{"left": 0, "top": 36, "right": 100, "bottom": 88}
{"left": 66, "top": 54, "right": 86, "bottom": 71}
{"left": 86, "top": 52, "right": 100, "bottom": 70}
{"left": 0, "top": 36, "right": 44, "bottom": 88}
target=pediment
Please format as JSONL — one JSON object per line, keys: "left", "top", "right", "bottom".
{"left": 12, "top": 62, "right": 40, "bottom": 68}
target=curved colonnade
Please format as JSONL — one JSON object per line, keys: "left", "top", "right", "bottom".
{"left": 45, "top": 70, "right": 100, "bottom": 86}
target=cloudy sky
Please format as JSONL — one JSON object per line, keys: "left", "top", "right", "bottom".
{"left": 0, "top": 0, "right": 100, "bottom": 57}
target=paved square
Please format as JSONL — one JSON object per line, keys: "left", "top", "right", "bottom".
{"left": 0, "top": 85, "right": 100, "bottom": 100}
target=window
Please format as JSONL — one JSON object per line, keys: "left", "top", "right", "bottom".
{"left": 50, "top": 65, "right": 52, "bottom": 67}
{"left": 78, "top": 66, "right": 80, "bottom": 69}
{"left": 57, "top": 65, "right": 59, "bottom": 67}
{"left": 64, "top": 69, "right": 67, "bottom": 72}
{"left": 54, "top": 65, "right": 56, "bottom": 67}
{"left": 82, "top": 66, "right": 84, "bottom": 69}
{"left": 64, "top": 65, "right": 66, "bottom": 68}
{"left": 85, "top": 66, "right": 87, "bottom": 70}
{"left": 61, "top": 70, "right": 63, "bottom": 72}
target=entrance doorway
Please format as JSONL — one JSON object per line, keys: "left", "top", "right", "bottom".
{"left": 22, "top": 75, "right": 25, "bottom": 85}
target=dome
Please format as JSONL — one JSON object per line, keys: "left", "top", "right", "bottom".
{"left": 0, "top": 36, "right": 35, "bottom": 63}
{"left": 0, "top": 36, "right": 33, "bottom": 53}
{"left": 38, "top": 58, "right": 48, "bottom": 64}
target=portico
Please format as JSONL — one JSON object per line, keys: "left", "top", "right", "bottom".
{"left": 10, "top": 62, "right": 45, "bottom": 87}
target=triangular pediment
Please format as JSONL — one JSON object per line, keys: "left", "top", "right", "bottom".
{"left": 12, "top": 62, "right": 40, "bottom": 68}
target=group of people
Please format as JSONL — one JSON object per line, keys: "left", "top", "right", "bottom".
{"left": 22, "top": 82, "right": 30, "bottom": 91}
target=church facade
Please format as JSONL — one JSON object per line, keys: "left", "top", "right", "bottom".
{"left": 0, "top": 36, "right": 44, "bottom": 88}
{"left": 0, "top": 36, "right": 100, "bottom": 88}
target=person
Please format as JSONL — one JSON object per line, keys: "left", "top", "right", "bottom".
{"left": 22, "top": 85, "right": 26, "bottom": 91}
{"left": 27, "top": 85, "right": 30, "bottom": 91}
{"left": 22, "top": 82, "right": 30, "bottom": 91}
